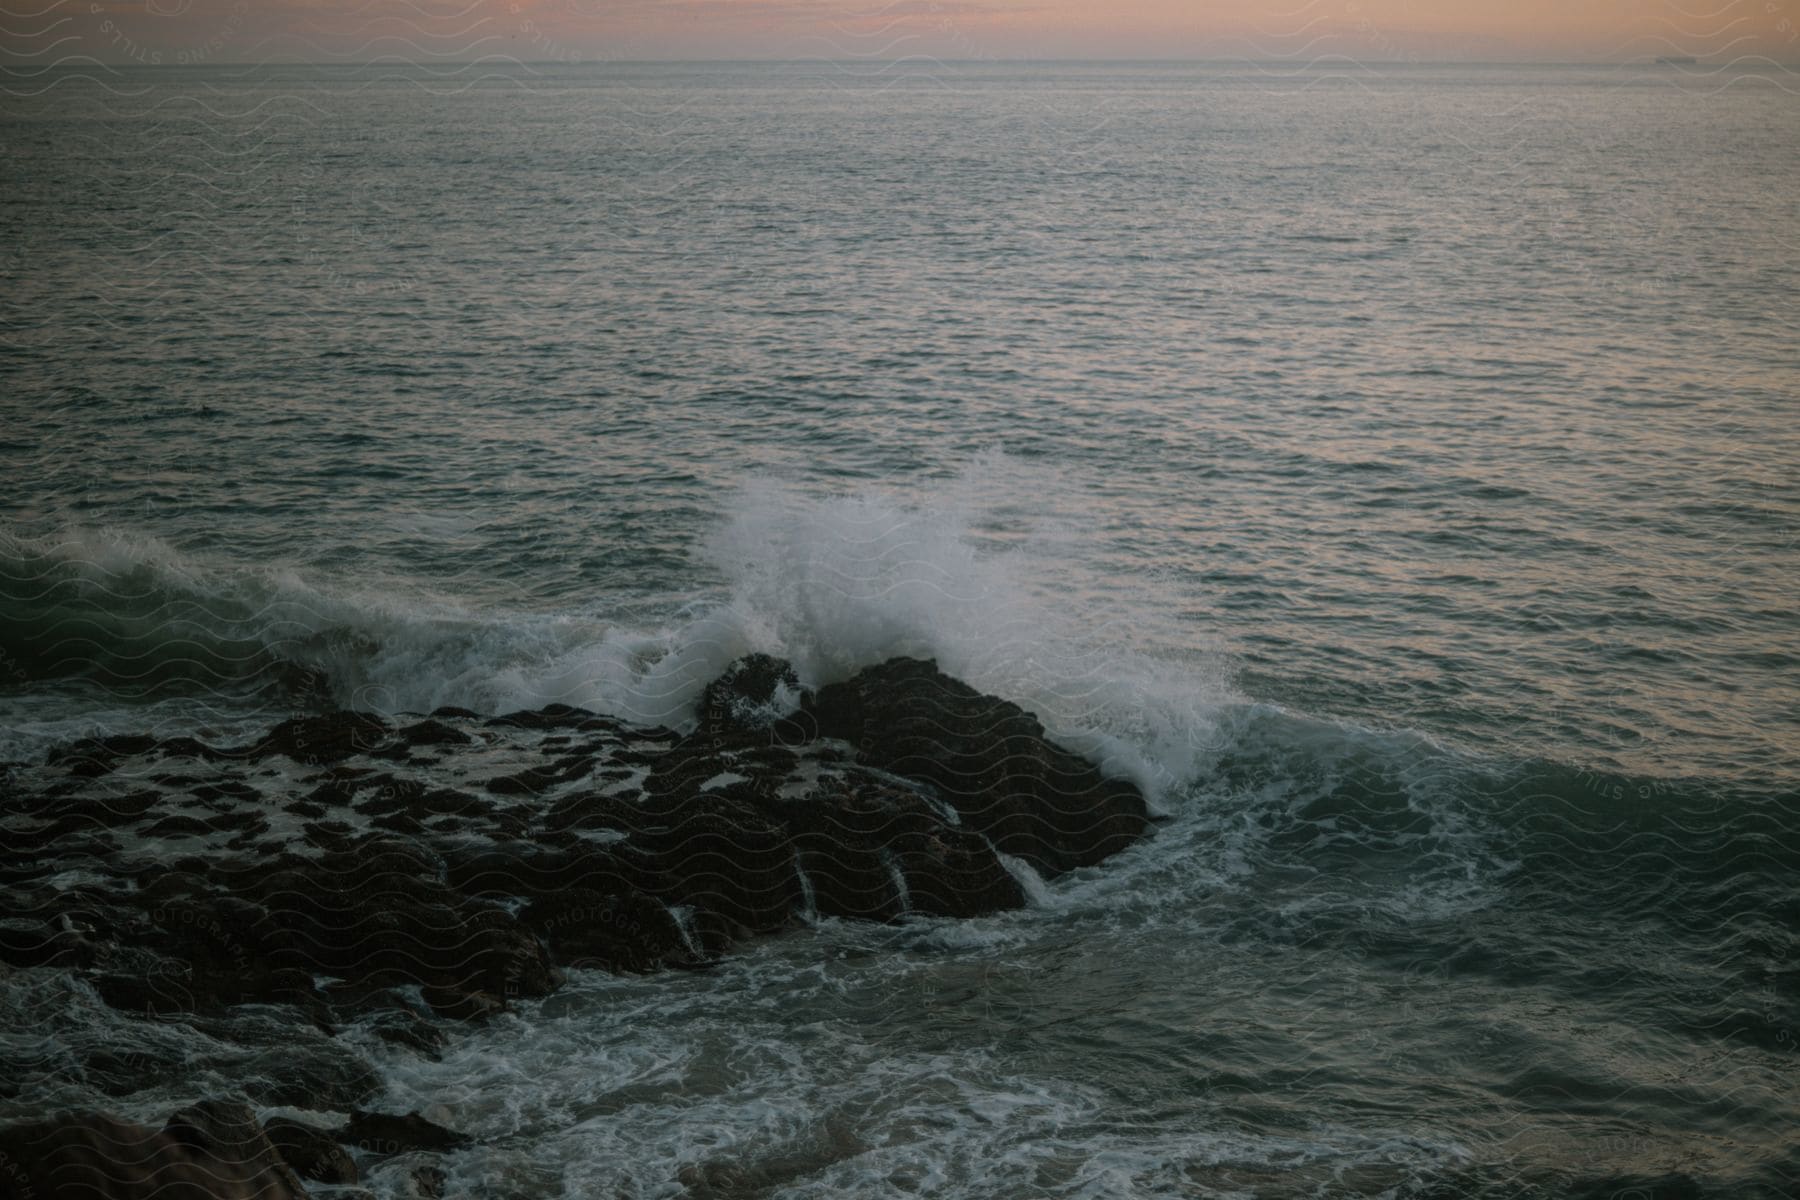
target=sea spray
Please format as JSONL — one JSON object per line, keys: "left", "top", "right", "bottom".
{"left": 880, "top": 851, "right": 913, "bottom": 917}
{"left": 1, "top": 471, "right": 1236, "bottom": 808}
{"left": 995, "top": 852, "right": 1055, "bottom": 909}
{"left": 793, "top": 853, "right": 820, "bottom": 923}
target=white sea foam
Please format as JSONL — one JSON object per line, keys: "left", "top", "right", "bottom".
{"left": 363, "top": 945, "right": 1473, "bottom": 1200}
{"left": 3, "top": 466, "right": 1238, "bottom": 807}
{"left": 995, "top": 851, "right": 1056, "bottom": 908}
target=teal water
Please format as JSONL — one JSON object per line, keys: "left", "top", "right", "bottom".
{"left": 2, "top": 61, "right": 1798, "bottom": 1197}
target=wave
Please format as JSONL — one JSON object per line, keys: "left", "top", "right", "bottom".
{"left": 4, "top": 476, "right": 1787, "bottom": 876}
{"left": 0, "top": 475, "right": 1235, "bottom": 803}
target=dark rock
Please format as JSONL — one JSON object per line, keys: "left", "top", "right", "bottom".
{"left": 92, "top": 965, "right": 201, "bottom": 1016}
{"left": 141, "top": 814, "right": 217, "bottom": 839}
{"left": 265, "top": 1117, "right": 359, "bottom": 1184}
{"left": 90, "top": 952, "right": 329, "bottom": 1025}
{"left": 779, "top": 780, "right": 1026, "bottom": 921}
{"left": 189, "top": 780, "right": 259, "bottom": 803}
{"left": 625, "top": 791, "right": 802, "bottom": 950}
{"left": 540, "top": 791, "right": 643, "bottom": 836}
{"left": 141, "top": 895, "right": 273, "bottom": 970}
{"left": 365, "top": 1007, "right": 449, "bottom": 1058}
{"left": 211, "top": 810, "right": 269, "bottom": 836}
{"left": 698, "top": 653, "right": 807, "bottom": 733}
{"left": 397, "top": 719, "right": 472, "bottom": 748}
{"left": 484, "top": 766, "right": 561, "bottom": 796}
{"left": 421, "top": 984, "right": 505, "bottom": 1020}
{"left": 484, "top": 754, "right": 592, "bottom": 797}
{"left": 408, "top": 1163, "right": 449, "bottom": 1199}
{"left": 785, "top": 815, "right": 908, "bottom": 924}
{"left": 352, "top": 777, "right": 424, "bottom": 815}
{"left": 365, "top": 741, "right": 419, "bottom": 763}
{"left": 0, "top": 859, "right": 52, "bottom": 886}
{"left": 341, "top": 1110, "right": 470, "bottom": 1154}
{"left": 83, "top": 1046, "right": 187, "bottom": 1097}
{"left": 306, "top": 777, "right": 365, "bottom": 808}
{"left": 803, "top": 657, "right": 1150, "bottom": 876}
{"left": 237, "top": 1045, "right": 382, "bottom": 1111}
{"left": 48, "top": 734, "right": 159, "bottom": 777}
{"left": 522, "top": 885, "right": 693, "bottom": 973}
{"left": 135, "top": 870, "right": 207, "bottom": 906}
{"left": 235, "top": 965, "right": 330, "bottom": 1014}
{"left": 0, "top": 1106, "right": 310, "bottom": 1199}
{"left": 640, "top": 733, "right": 761, "bottom": 800}
{"left": 164, "top": 1099, "right": 290, "bottom": 1166}
{"left": 154, "top": 736, "right": 223, "bottom": 761}
{"left": 302, "top": 820, "right": 358, "bottom": 852}
{"left": 275, "top": 660, "right": 336, "bottom": 706}
{"left": 485, "top": 703, "right": 620, "bottom": 733}
{"left": 8, "top": 811, "right": 97, "bottom": 851}
{"left": 9, "top": 652, "right": 1142, "bottom": 1040}
{"left": 367, "top": 805, "right": 419, "bottom": 834}
{"left": 369, "top": 812, "right": 423, "bottom": 835}
{"left": 81, "top": 790, "right": 162, "bottom": 827}
{"left": 446, "top": 842, "right": 655, "bottom": 904}
{"left": 0, "top": 917, "right": 95, "bottom": 968}
{"left": 248, "top": 842, "right": 560, "bottom": 1009}
{"left": 416, "top": 787, "right": 486, "bottom": 818}
{"left": 252, "top": 712, "right": 391, "bottom": 765}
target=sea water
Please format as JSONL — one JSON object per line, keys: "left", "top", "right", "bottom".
{"left": 2, "top": 60, "right": 1797, "bottom": 1197}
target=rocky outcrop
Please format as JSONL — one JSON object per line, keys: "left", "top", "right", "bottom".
{"left": 0, "top": 1104, "right": 476, "bottom": 1200}
{"left": 801, "top": 657, "right": 1151, "bottom": 875}
{"left": 697, "top": 652, "right": 806, "bottom": 734}
{"left": 2, "top": 655, "right": 1149, "bottom": 1050}
{"left": 0, "top": 1102, "right": 309, "bottom": 1200}
{"left": 340, "top": 1110, "right": 470, "bottom": 1155}
{"left": 264, "top": 1117, "right": 358, "bottom": 1185}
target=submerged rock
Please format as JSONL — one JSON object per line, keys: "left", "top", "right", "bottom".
{"left": 341, "top": 1109, "right": 471, "bottom": 1154}
{"left": 251, "top": 712, "right": 392, "bottom": 765}
{"left": 406, "top": 1163, "right": 449, "bottom": 1199}
{"left": 396, "top": 718, "right": 473, "bottom": 748}
{"left": 0, "top": 1103, "right": 310, "bottom": 1200}
{"left": 265, "top": 1117, "right": 359, "bottom": 1185}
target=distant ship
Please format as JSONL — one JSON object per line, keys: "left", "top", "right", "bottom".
{"left": 1654, "top": 55, "right": 1697, "bottom": 64}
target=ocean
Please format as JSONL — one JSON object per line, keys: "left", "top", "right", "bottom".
{"left": 2, "top": 60, "right": 1797, "bottom": 1197}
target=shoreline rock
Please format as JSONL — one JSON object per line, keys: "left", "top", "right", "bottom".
{"left": 0, "top": 1101, "right": 310, "bottom": 1200}
{"left": 0, "top": 1103, "right": 472, "bottom": 1199}
{"left": 1, "top": 655, "right": 1151, "bottom": 1063}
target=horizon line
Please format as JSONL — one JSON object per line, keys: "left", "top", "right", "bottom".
{"left": 11, "top": 54, "right": 1795, "bottom": 69}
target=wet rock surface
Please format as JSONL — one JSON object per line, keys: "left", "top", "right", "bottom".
{"left": 0, "top": 1102, "right": 311, "bottom": 1200}
{"left": 801, "top": 657, "right": 1151, "bottom": 875}
{"left": 265, "top": 1116, "right": 359, "bottom": 1184}
{"left": 341, "top": 1110, "right": 471, "bottom": 1155}
{"left": 0, "top": 656, "right": 1150, "bottom": 1152}
{"left": 0, "top": 1102, "right": 478, "bottom": 1200}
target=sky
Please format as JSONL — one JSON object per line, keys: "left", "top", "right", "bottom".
{"left": 13, "top": 0, "right": 1800, "bottom": 66}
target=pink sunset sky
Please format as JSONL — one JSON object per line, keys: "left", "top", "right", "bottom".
{"left": 24, "top": 0, "right": 1800, "bottom": 65}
